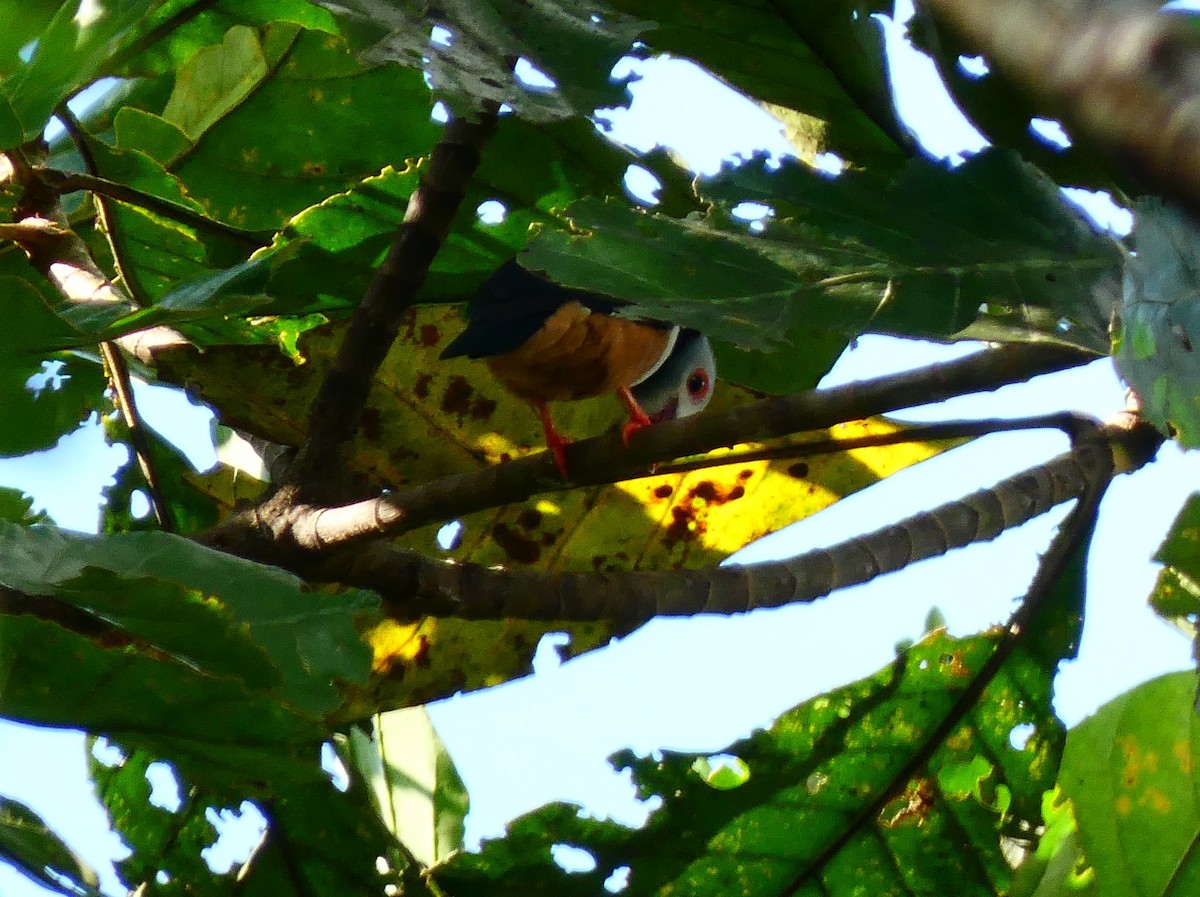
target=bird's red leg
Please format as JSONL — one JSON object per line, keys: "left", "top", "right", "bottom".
{"left": 617, "top": 386, "right": 654, "bottom": 447}
{"left": 536, "top": 400, "right": 572, "bottom": 478}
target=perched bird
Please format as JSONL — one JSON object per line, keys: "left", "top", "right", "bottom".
{"left": 441, "top": 260, "right": 715, "bottom": 476}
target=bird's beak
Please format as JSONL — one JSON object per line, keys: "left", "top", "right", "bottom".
{"left": 649, "top": 397, "right": 679, "bottom": 423}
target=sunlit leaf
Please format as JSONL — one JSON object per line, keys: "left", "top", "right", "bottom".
{"left": 432, "top": 627, "right": 1067, "bottom": 896}
{"left": 1059, "top": 672, "right": 1200, "bottom": 897}
{"left": 0, "top": 795, "right": 102, "bottom": 897}
{"left": 346, "top": 707, "right": 469, "bottom": 866}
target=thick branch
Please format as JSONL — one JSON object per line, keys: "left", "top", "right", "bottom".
{"left": 202, "top": 342, "right": 1097, "bottom": 560}
{"left": 288, "top": 107, "right": 501, "bottom": 488}
{"left": 315, "top": 417, "right": 1161, "bottom": 629}
{"left": 922, "top": 0, "right": 1200, "bottom": 217}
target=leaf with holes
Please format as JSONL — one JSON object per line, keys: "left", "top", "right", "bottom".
{"left": 431, "top": 627, "right": 1067, "bottom": 897}
{"left": 524, "top": 150, "right": 1120, "bottom": 363}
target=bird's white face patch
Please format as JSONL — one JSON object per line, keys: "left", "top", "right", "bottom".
{"left": 631, "top": 330, "right": 716, "bottom": 421}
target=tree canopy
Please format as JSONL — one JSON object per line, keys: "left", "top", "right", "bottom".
{"left": 1, "top": 1, "right": 1199, "bottom": 895}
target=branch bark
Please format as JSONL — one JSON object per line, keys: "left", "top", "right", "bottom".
{"left": 322, "top": 417, "right": 1154, "bottom": 629}
{"left": 288, "top": 106, "right": 501, "bottom": 489}
{"left": 201, "top": 342, "right": 1098, "bottom": 561}
{"left": 922, "top": 0, "right": 1200, "bottom": 217}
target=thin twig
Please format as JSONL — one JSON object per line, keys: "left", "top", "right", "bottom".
{"left": 58, "top": 106, "right": 174, "bottom": 531}
{"left": 200, "top": 342, "right": 1098, "bottom": 559}
{"left": 42, "top": 168, "right": 269, "bottom": 246}
{"left": 100, "top": 342, "right": 174, "bottom": 531}
{"left": 288, "top": 103, "right": 503, "bottom": 489}
{"left": 648, "top": 411, "right": 1095, "bottom": 479}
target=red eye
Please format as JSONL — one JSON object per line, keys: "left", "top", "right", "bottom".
{"left": 686, "top": 368, "right": 710, "bottom": 398}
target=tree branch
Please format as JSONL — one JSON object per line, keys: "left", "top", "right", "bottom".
{"left": 921, "top": 0, "right": 1200, "bottom": 218}
{"left": 311, "top": 416, "right": 1161, "bottom": 631}
{"left": 287, "top": 105, "right": 501, "bottom": 489}
{"left": 201, "top": 342, "right": 1097, "bottom": 560}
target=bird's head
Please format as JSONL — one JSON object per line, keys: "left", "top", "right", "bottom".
{"left": 630, "top": 328, "right": 716, "bottom": 423}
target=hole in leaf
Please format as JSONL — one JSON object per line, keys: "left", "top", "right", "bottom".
{"left": 130, "top": 490, "right": 151, "bottom": 520}
{"left": 623, "top": 164, "right": 661, "bottom": 205}
{"left": 604, "top": 866, "right": 630, "bottom": 892}
{"left": 515, "top": 57, "right": 557, "bottom": 89}
{"left": 146, "top": 762, "right": 182, "bottom": 812}
{"left": 1009, "top": 723, "right": 1036, "bottom": 750}
{"left": 475, "top": 200, "right": 507, "bottom": 225}
{"left": 91, "top": 738, "right": 125, "bottom": 767}
{"left": 202, "top": 803, "right": 267, "bottom": 874}
{"left": 1029, "top": 118, "right": 1071, "bottom": 149}
{"left": 437, "top": 520, "right": 464, "bottom": 550}
{"left": 694, "top": 753, "right": 750, "bottom": 789}
{"left": 24, "top": 360, "right": 68, "bottom": 395}
{"left": 814, "top": 152, "right": 845, "bottom": 175}
{"left": 430, "top": 25, "right": 452, "bottom": 46}
{"left": 322, "top": 742, "right": 350, "bottom": 792}
{"left": 957, "top": 55, "right": 989, "bottom": 77}
{"left": 551, "top": 844, "right": 596, "bottom": 873}
{"left": 431, "top": 101, "right": 448, "bottom": 123}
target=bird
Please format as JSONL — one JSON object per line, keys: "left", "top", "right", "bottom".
{"left": 440, "top": 259, "right": 716, "bottom": 477}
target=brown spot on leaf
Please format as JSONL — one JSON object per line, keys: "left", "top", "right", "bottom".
{"left": 470, "top": 395, "right": 497, "bottom": 420}
{"left": 664, "top": 505, "right": 703, "bottom": 547}
{"left": 787, "top": 462, "right": 810, "bottom": 479}
{"left": 419, "top": 323, "right": 440, "bottom": 347}
{"left": 517, "top": 509, "right": 543, "bottom": 530}
{"left": 442, "top": 375, "right": 473, "bottom": 417}
{"left": 414, "top": 372, "right": 432, "bottom": 400}
{"left": 492, "top": 523, "right": 540, "bottom": 564}
{"left": 654, "top": 484, "right": 673, "bottom": 499}
{"left": 738, "top": 468, "right": 754, "bottom": 481}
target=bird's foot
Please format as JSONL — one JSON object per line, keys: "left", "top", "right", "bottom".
{"left": 620, "top": 411, "right": 654, "bottom": 448}
{"left": 618, "top": 387, "right": 655, "bottom": 447}
{"left": 546, "top": 430, "right": 573, "bottom": 479}
{"left": 537, "top": 401, "right": 573, "bottom": 479}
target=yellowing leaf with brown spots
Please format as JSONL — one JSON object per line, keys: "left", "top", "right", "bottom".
{"left": 155, "top": 305, "right": 959, "bottom": 705}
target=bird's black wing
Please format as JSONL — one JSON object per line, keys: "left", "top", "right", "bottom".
{"left": 440, "top": 259, "right": 624, "bottom": 359}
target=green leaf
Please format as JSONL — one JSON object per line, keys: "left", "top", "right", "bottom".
{"left": 0, "top": 521, "right": 375, "bottom": 715}
{"left": 1008, "top": 789, "right": 1095, "bottom": 897}
{"left": 0, "top": 487, "right": 47, "bottom": 524}
{"left": 0, "top": 795, "right": 102, "bottom": 897}
{"left": 0, "top": 352, "right": 107, "bottom": 458}
{"left": 908, "top": 7, "right": 1123, "bottom": 193}
{"left": 90, "top": 743, "right": 230, "bottom": 895}
{"left": 1147, "top": 493, "right": 1200, "bottom": 623}
{"left": 347, "top": 707, "right": 469, "bottom": 867}
{"left": 432, "top": 628, "right": 1067, "bottom": 897}
{"left": 610, "top": 0, "right": 911, "bottom": 169}
{"left": 236, "top": 776, "right": 410, "bottom": 896}
{"left": 0, "top": 0, "right": 169, "bottom": 148}
{"left": 102, "top": 416, "right": 221, "bottom": 535}
{"left": 1059, "top": 672, "right": 1200, "bottom": 897}
{"left": 1114, "top": 200, "right": 1200, "bottom": 447}
{"left": 167, "top": 26, "right": 439, "bottom": 232}
{"left": 0, "top": 611, "right": 329, "bottom": 789}
{"left": 326, "top": 0, "right": 641, "bottom": 122}
{"left": 162, "top": 24, "right": 270, "bottom": 142}
{"left": 523, "top": 151, "right": 1119, "bottom": 373}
